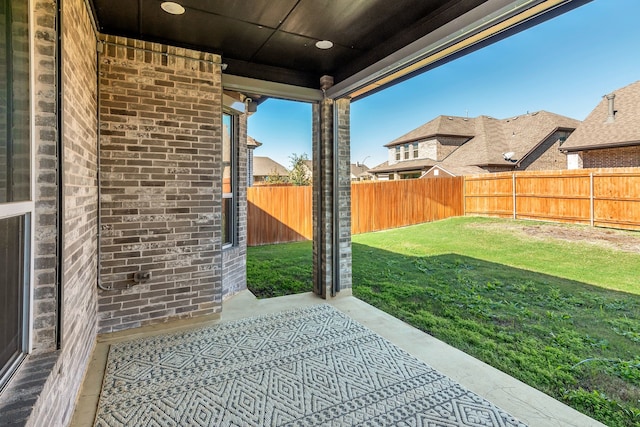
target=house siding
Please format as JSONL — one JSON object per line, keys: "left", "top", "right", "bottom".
{"left": 581, "top": 146, "right": 640, "bottom": 168}
{"left": 97, "top": 36, "right": 223, "bottom": 333}
{"left": 419, "top": 139, "right": 437, "bottom": 161}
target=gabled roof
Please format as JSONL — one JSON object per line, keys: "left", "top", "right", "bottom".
{"left": 561, "top": 80, "right": 640, "bottom": 152}
{"left": 385, "top": 115, "right": 475, "bottom": 147}
{"left": 441, "top": 111, "right": 580, "bottom": 167}
{"left": 247, "top": 136, "right": 263, "bottom": 148}
{"left": 378, "top": 111, "right": 580, "bottom": 175}
{"left": 368, "top": 158, "right": 437, "bottom": 173}
{"left": 253, "top": 156, "right": 288, "bottom": 177}
{"left": 350, "top": 163, "right": 370, "bottom": 177}
{"left": 426, "top": 164, "right": 488, "bottom": 177}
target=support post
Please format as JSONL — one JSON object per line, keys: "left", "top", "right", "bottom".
{"left": 312, "top": 94, "right": 352, "bottom": 298}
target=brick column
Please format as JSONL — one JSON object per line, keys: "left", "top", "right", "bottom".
{"left": 312, "top": 97, "right": 352, "bottom": 298}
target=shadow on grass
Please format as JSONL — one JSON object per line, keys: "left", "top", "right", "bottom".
{"left": 247, "top": 241, "right": 640, "bottom": 427}
{"left": 352, "top": 242, "right": 640, "bottom": 427}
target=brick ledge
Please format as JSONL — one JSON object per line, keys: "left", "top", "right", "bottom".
{"left": 0, "top": 352, "right": 60, "bottom": 426}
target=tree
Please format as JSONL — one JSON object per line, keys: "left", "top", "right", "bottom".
{"left": 288, "top": 153, "right": 311, "bottom": 186}
{"left": 266, "top": 167, "right": 288, "bottom": 185}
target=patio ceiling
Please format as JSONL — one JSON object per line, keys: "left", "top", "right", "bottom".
{"left": 88, "top": 0, "right": 588, "bottom": 100}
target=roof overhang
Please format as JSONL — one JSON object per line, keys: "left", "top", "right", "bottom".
{"left": 88, "top": 0, "right": 590, "bottom": 102}
{"left": 385, "top": 134, "right": 474, "bottom": 147}
{"left": 561, "top": 140, "right": 640, "bottom": 153}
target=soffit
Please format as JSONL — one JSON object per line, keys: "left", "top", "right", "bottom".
{"left": 88, "top": 0, "right": 588, "bottom": 99}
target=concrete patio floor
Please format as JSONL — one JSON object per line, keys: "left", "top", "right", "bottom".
{"left": 71, "top": 290, "right": 605, "bottom": 427}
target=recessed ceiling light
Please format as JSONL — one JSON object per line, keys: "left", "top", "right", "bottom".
{"left": 315, "top": 40, "right": 333, "bottom": 50}
{"left": 161, "top": 2, "right": 185, "bottom": 15}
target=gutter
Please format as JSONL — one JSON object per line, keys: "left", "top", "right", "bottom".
{"left": 384, "top": 134, "right": 474, "bottom": 148}
{"left": 560, "top": 140, "right": 640, "bottom": 153}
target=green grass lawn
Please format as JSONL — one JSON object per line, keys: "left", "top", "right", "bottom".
{"left": 247, "top": 217, "right": 640, "bottom": 427}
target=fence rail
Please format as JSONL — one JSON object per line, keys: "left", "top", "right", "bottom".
{"left": 248, "top": 168, "right": 640, "bottom": 246}
{"left": 247, "top": 177, "right": 464, "bottom": 246}
{"left": 351, "top": 177, "right": 464, "bottom": 234}
{"left": 464, "top": 168, "right": 640, "bottom": 230}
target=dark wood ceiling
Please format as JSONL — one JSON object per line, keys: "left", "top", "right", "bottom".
{"left": 88, "top": 0, "right": 487, "bottom": 89}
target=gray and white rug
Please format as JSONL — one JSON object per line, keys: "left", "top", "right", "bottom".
{"left": 94, "top": 304, "right": 526, "bottom": 426}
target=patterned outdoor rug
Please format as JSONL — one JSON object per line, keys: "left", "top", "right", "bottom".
{"left": 94, "top": 304, "right": 526, "bottom": 426}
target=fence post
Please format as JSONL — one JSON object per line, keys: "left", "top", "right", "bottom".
{"left": 512, "top": 173, "right": 517, "bottom": 220}
{"left": 462, "top": 176, "right": 466, "bottom": 216}
{"left": 590, "top": 172, "right": 594, "bottom": 227}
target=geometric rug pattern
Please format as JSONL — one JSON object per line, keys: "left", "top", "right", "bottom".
{"left": 94, "top": 304, "right": 527, "bottom": 426}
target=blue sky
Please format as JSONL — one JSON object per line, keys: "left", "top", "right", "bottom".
{"left": 247, "top": 0, "right": 640, "bottom": 169}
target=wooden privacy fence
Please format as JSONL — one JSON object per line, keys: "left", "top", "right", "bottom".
{"left": 247, "top": 185, "right": 312, "bottom": 246}
{"left": 248, "top": 168, "right": 640, "bottom": 246}
{"left": 247, "top": 177, "right": 464, "bottom": 245}
{"left": 465, "top": 168, "right": 640, "bottom": 230}
{"left": 351, "top": 177, "right": 464, "bottom": 234}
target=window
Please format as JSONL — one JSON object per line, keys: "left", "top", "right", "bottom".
{"left": 0, "top": 0, "right": 31, "bottom": 390}
{"left": 413, "top": 142, "right": 419, "bottom": 158}
{"left": 395, "top": 146, "right": 400, "bottom": 161}
{"left": 222, "top": 112, "right": 236, "bottom": 247}
{"left": 0, "top": 215, "right": 29, "bottom": 388}
{"left": 404, "top": 144, "right": 409, "bottom": 159}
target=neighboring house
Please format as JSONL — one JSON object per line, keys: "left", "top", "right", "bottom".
{"left": 302, "top": 159, "right": 314, "bottom": 182}
{"left": 561, "top": 80, "right": 640, "bottom": 169}
{"left": 247, "top": 136, "right": 262, "bottom": 187}
{"left": 351, "top": 162, "right": 372, "bottom": 181}
{"left": 253, "top": 156, "right": 289, "bottom": 184}
{"left": 369, "top": 111, "right": 579, "bottom": 179}
{"left": 302, "top": 161, "right": 372, "bottom": 182}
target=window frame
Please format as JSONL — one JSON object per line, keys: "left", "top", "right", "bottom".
{"left": 0, "top": 0, "right": 34, "bottom": 391}
{"left": 222, "top": 111, "right": 238, "bottom": 249}
{"left": 413, "top": 142, "right": 419, "bottom": 158}
{"left": 404, "top": 144, "right": 409, "bottom": 160}
{"left": 395, "top": 146, "right": 400, "bottom": 161}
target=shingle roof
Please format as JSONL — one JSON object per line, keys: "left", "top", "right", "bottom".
{"left": 427, "top": 164, "right": 488, "bottom": 176}
{"left": 385, "top": 115, "right": 475, "bottom": 147}
{"left": 253, "top": 156, "right": 288, "bottom": 177}
{"left": 368, "top": 158, "right": 437, "bottom": 173}
{"left": 247, "top": 136, "right": 262, "bottom": 148}
{"left": 350, "top": 163, "right": 370, "bottom": 177}
{"left": 561, "top": 80, "right": 640, "bottom": 151}
{"left": 441, "top": 111, "right": 580, "bottom": 167}
{"left": 376, "top": 111, "right": 580, "bottom": 177}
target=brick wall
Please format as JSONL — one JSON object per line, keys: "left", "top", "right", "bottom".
{"left": 518, "top": 131, "right": 569, "bottom": 171}
{"left": 222, "top": 109, "right": 247, "bottom": 299}
{"left": 97, "top": 36, "right": 224, "bottom": 333}
{"left": 31, "top": 0, "right": 59, "bottom": 353}
{"left": 312, "top": 98, "right": 352, "bottom": 297}
{"left": 0, "top": 0, "right": 100, "bottom": 425}
{"left": 419, "top": 139, "right": 437, "bottom": 162}
{"left": 582, "top": 145, "right": 640, "bottom": 168}
{"left": 335, "top": 98, "right": 352, "bottom": 292}
{"left": 436, "top": 136, "right": 467, "bottom": 161}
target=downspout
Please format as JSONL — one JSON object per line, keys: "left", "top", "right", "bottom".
{"left": 82, "top": 0, "right": 110, "bottom": 291}
{"left": 56, "top": 0, "right": 64, "bottom": 349}
{"left": 95, "top": 42, "right": 110, "bottom": 291}
{"left": 331, "top": 102, "right": 339, "bottom": 297}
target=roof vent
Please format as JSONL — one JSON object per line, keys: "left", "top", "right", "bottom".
{"left": 605, "top": 93, "right": 616, "bottom": 123}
